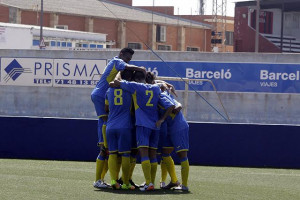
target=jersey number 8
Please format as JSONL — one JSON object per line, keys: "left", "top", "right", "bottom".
{"left": 114, "top": 89, "right": 123, "bottom": 105}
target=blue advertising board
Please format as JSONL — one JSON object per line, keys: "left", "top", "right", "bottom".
{"left": 130, "top": 61, "right": 300, "bottom": 94}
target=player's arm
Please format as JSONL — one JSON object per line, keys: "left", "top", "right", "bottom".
{"left": 125, "top": 65, "right": 146, "bottom": 73}
{"left": 156, "top": 105, "right": 175, "bottom": 128}
{"left": 155, "top": 80, "right": 177, "bottom": 97}
{"left": 109, "top": 79, "right": 121, "bottom": 88}
{"left": 173, "top": 100, "right": 182, "bottom": 115}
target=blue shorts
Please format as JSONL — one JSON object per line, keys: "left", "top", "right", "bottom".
{"left": 136, "top": 126, "right": 159, "bottom": 149}
{"left": 157, "top": 122, "right": 167, "bottom": 154}
{"left": 163, "top": 127, "right": 189, "bottom": 152}
{"left": 106, "top": 128, "right": 132, "bottom": 154}
{"left": 91, "top": 94, "right": 107, "bottom": 145}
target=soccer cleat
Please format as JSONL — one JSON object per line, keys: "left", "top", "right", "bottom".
{"left": 160, "top": 181, "right": 166, "bottom": 188}
{"left": 139, "top": 183, "right": 154, "bottom": 191}
{"left": 93, "top": 180, "right": 108, "bottom": 189}
{"left": 139, "top": 182, "right": 146, "bottom": 188}
{"left": 173, "top": 185, "right": 189, "bottom": 192}
{"left": 162, "top": 181, "right": 180, "bottom": 189}
{"left": 129, "top": 179, "right": 139, "bottom": 188}
{"left": 121, "top": 184, "right": 135, "bottom": 190}
{"left": 111, "top": 180, "right": 121, "bottom": 190}
{"left": 117, "top": 178, "right": 123, "bottom": 185}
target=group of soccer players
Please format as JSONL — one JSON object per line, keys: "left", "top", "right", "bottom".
{"left": 91, "top": 48, "right": 190, "bottom": 192}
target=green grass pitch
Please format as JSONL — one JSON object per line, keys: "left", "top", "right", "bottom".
{"left": 0, "top": 159, "right": 300, "bottom": 200}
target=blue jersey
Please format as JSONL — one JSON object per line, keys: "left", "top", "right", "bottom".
{"left": 160, "top": 91, "right": 189, "bottom": 133}
{"left": 105, "top": 87, "right": 133, "bottom": 130}
{"left": 120, "top": 81, "right": 163, "bottom": 130}
{"left": 92, "top": 56, "right": 127, "bottom": 98}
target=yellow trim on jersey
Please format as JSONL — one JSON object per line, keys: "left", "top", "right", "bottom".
{"left": 97, "top": 142, "right": 104, "bottom": 146}
{"left": 106, "top": 64, "right": 118, "bottom": 83}
{"left": 98, "top": 114, "right": 108, "bottom": 118}
{"left": 119, "top": 151, "right": 131, "bottom": 154}
{"left": 158, "top": 104, "right": 165, "bottom": 110}
{"left": 176, "top": 149, "right": 189, "bottom": 153}
{"left": 105, "top": 99, "right": 109, "bottom": 105}
{"left": 149, "top": 147, "right": 158, "bottom": 150}
{"left": 109, "top": 150, "right": 118, "bottom": 153}
{"left": 132, "top": 91, "right": 139, "bottom": 111}
{"left": 169, "top": 112, "right": 176, "bottom": 120}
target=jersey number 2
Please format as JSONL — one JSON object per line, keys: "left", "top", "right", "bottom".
{"left": 146, "top": 90, "right": 153, "bottom": 106}
{"left": 114, "top": 89, "right": 123, "bottom": 105}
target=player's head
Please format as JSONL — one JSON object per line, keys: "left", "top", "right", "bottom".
{"left": 133, "top": 70, "right": 146, "bottom": 83}
{"left": 119, "top": 48, "right": 134, "bottom": 63}
{"left": 121, "top": 69, "right": 134, "bottom": 81}
{"left": 145, "top": 71, "right": 156, "bottom": 84}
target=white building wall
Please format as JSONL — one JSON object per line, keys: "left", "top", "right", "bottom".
{"left": 271, "top": 9, "right": 282, "bottom": 36}
{"left": 0, "top": 27, "right": 32, "bottom": 49}
{"left": 284, "top": 12, "right": 300, "bottom": 40}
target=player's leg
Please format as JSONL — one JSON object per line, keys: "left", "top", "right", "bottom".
{"left": 91, "top": 94, "right": 108, "bottom": 188}
{"left": 136, "top": 126, "right": 153, "bottom": 191}
{"left": 118, "top": 128, "right": 135, "bottom": 189}
{"left": 106, "top": 128, "right": 120, "bottom": 189}
{"left": 172, "top": 127, "right": 190, "bottom": 191}
{"left": 158, "top": 122, "right": 167, "bottom": 187}
{"left": 149, "top": 129, "right": 160, "bottom": 186}
{"left": 128, "top": 127, "right": 138, "bottom": 187}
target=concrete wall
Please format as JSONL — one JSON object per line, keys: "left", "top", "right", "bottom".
{"left": 1, "top": 49, "right": 300, "bottom": 125}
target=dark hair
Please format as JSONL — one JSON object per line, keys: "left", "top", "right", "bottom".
{"left": 133, "top": 71, "right": 146, "bottom": 82}
{"left": 121, "top": 69, "right": 134, "bottom": 81}
{"left": 120, "top": 47, "right": 134, "bottom": 55}
{"left": 145, "top": 71, "right": 156, "bottom": 84}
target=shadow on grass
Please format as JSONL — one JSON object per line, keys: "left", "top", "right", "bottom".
{"left": 94, "top": 188, "right": 191, "bottom": 195}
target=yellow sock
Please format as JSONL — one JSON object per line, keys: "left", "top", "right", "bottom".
{"left": 181, "top": 159, "right": 189, "bottom": 187}
{"left": 141, "top": 159, "right": 151, "bottom": 185}
{"left": 163, "top": 156, "right": 178, "bottom": 183}
{"left": 108, "top": 154, "right": 118, "bottom": 181}
{"left": 150, "top": 161, "right": 158, "bottom": 184}
{"left": 116, "top": 155, "right": 122, "bottom": 179}
{"left": 102, "top": 124, "right": 108, "bottom": 149}
{"left": 121, "top": 156, "right": 131, "bottom": 185}
{"left": 95, "top": 158, "right": 105, "bottom": 182}
{"left": 129, "top": 156, "right": 136, "bottom": 180}
{"left": 160, "top": 159, "right": 167, "bottom": 182}
{"left": 101, "top": 159, "right": 108, "bottom": 180}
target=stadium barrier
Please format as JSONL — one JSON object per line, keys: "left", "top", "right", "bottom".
{"left": 1, "top": 116, "right": 300, "bottom": 168}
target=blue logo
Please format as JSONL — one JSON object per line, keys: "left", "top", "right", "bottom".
{"left": 4, "top": 59, "right": 32, "bottom": 82}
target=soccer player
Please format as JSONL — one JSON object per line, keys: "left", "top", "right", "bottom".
{"left": 91, "top": 48, "right": 145, "bottom": 189}
{"left": 109, "top": 71, "right": 174, "bottom": 191}
{"left": 145, "top": 72, "right": 179, "bottom": 189}
{"left": 160, "top": 91, "right": 190, "bottom": 191}
{"left": 105, "top": 69, "right": 135, "bottom": 190}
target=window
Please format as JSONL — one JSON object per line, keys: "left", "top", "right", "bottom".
{"left": 97, "top": 45, "right": 103, "bottom": 49}
{"left": 157, "top": 45, "right": 171, "bottom": 51}
{"left": 156, "top": 25, "right": 166, "bottom": 42}
{"left": 82, "top": 44, "right": 88, "bottom": 48}
{"left": 90, "top": 44, "right": 96, "bottom": 48}
{"left": 57, "top": 41, "right": 61, "bottom": 47}
{"left": 55, "top": 25, "right": 68, "bottom": 30}
{"left": 50, "top": 41, "right": 56, "bottom": 47}
{"left": 225, "top": 31, "right": 234, "bottom": 46}
{"left": 67, "top": 42, "right": 72, "bottom": 47}
{"left": 187, "top": 47, "right": 199, "bottom": 51}
{"left": 62, "top": 42, "right": 67, "bottom": 47}
{"left": 128, "top": 43, "right": 142, "bottom": 50}
{"left": 32, "top": 40, "right": 40, "bottom": 46}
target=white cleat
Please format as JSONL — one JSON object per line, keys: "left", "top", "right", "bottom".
{"left": 139, "top": 183, "right": 154, "bottom": 191}
{"left": 93, "top": 180, "right": 109, "bottom": 189}
{"left": 173, "top": 185, "right": 189, "bottom": 192}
